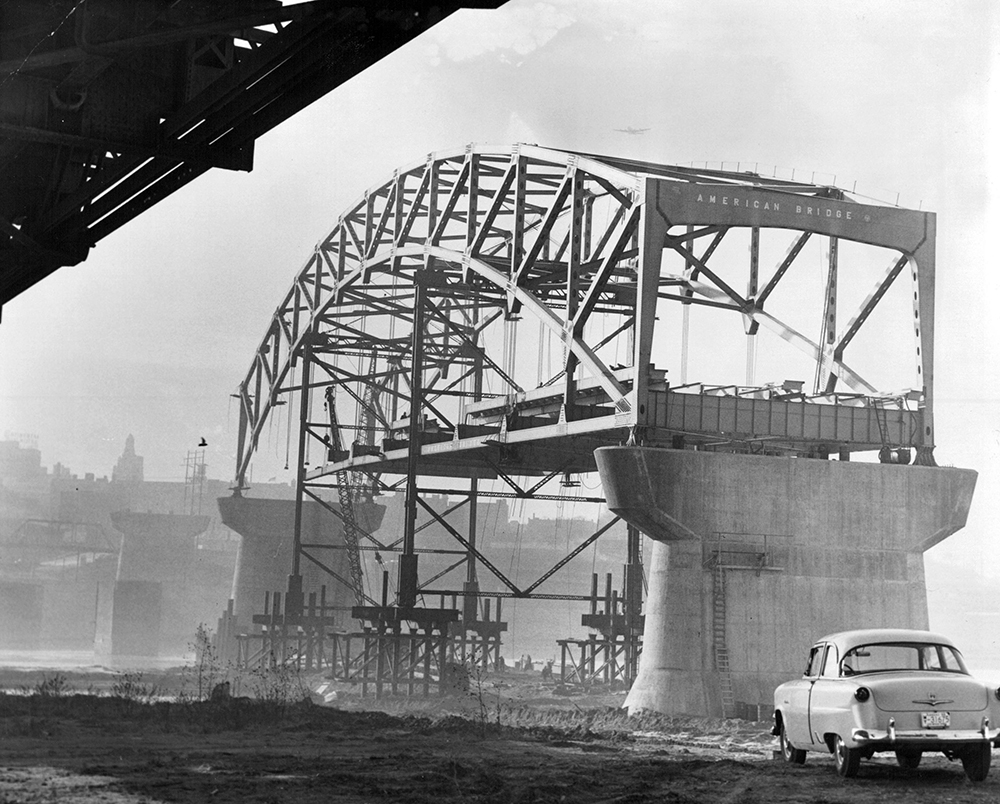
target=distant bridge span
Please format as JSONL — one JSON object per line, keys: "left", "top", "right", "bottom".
{"left": 233, "top": 143, "right": 938, "bottom": 495}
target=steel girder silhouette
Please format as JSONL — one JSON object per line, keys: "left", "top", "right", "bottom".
{"left": 233, "top": 143, "right": 938, "bottom": 494}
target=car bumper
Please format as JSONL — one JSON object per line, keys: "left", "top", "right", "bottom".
{"left": 852, "top": 719, "right": 1000, "bottom": 749}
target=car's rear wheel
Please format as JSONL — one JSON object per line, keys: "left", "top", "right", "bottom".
{"left": 834, "top": 735, "right": 861, "bottom": 778}
{"left": 960, "top": 743, "right": 992, "bottom": 782}
{"left": 780, "top": 723, "right": 806, "bottom": 764}
{"left": 895, "top": 750, "right": 921, "bottom": 769}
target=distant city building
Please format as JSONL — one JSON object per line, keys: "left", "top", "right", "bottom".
{"left": 0, "top": 439, "right": 45, "bottom": 482}
{"left": 112, "top": 435, "right": 144, "bottom": 484}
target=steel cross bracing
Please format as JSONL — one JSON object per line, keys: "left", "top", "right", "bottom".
{"left": 235, "top": 143, "right": 939, "bottom": 494}
{"left": 230, "top": 143, "right": 939, "bottom": 621}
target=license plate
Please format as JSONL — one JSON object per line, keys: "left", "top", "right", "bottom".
{"left": 921, "top": 711, "right": 950, "bottom": 729}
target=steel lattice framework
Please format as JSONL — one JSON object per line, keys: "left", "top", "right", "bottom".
{"left": 234, "top": 143, "right": 937, "bottom": 497}
{"left": 228, "top": 144, "right": 939, "bottom": 681}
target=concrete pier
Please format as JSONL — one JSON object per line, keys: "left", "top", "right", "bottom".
{"left": 0, "top": 581, "right": 44, "bottom": 648}
{"left": 217, "top": 496, "right": 386, "bottom": 629}
{"left": 595, "top": 447, "right": 977, "bottom": 717}
{"left": 108, "top": 511, "right": 212, "bottom": 656}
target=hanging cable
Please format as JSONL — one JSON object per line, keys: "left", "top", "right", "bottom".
{"left": 745, "top": 332, "right": 758, "bottom": 387}
{"left": 536, "top": 319, "right": 544, "bottom": 387}
{"left": 273, "top": 395, "right": 283, "bottom": 461}
{"left": 502, "top": 316, "right": 518, "bottom": 383}
{"left": 502, "top": 318, "right": 510, "bottom": 380}
{"left": 284, "top": 365, "right": 296, "bottom": 470}
{"left": 267, "top": 398, "right": 274, "bottom": 457}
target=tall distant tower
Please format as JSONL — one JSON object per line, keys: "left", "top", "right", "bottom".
{"left": 111, "top": 434, "right": 144, "bottom": 483}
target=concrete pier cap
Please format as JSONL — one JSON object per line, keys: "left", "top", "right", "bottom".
{"left": 594, "top": 446, "right": 977, "bottom": 718}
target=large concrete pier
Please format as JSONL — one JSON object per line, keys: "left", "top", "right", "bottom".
{"left": 595, "top": 446, "right": 977, "bottom": 717}
{"left": 217, "top": 496, "right": 386, "bottom": 630}
{"left": 106, "top": 511, "right": 213, "bottom": 656}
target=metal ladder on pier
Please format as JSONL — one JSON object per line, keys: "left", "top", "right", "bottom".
{"left": 711, "top": 560, "right": 735, "bottom": 718}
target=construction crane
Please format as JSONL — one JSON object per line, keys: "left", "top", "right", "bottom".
{"left": 353, "top": 351, "right": 381, "bottom": 501}
{"left": 324, "top": 386, "right": 369, "bottom": 608}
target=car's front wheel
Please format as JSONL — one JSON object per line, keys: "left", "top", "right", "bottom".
{"left": 833, "top": 735, "right": 861, "bottom": 778}
{"left": 960, "top": 743, "right": 992, "bottom": 782}
{"left": 895, "top": 750, "right": 921, "bottom": 769}
{"left": 780, "top": 723, "right": 806, "bottom": 764}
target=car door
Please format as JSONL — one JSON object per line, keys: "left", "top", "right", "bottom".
{"left": 807, "top": 642, "right": 842, "bottom": 745}
{"left": 784, "top": 643, "right": 826, "bottom": 746}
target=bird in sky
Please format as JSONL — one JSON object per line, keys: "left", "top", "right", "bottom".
{"left": 615, "top": 126, "right": 650, "bottom": 135}
{"left": 198, "top": 437, "right": 208, "bottom": 447}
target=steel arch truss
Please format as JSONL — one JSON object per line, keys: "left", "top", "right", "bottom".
{"left": 234, "top": 144, "right": 939, "bottom": 491}
{"left": 236, "top": 143, "right": 648, "bottom": 487}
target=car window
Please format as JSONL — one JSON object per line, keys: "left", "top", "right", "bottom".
{"left": 921, "top": 645, "right": 943, "bottom": 670}
{"left": 821, "top": 644, "right": 839, "bottom": 677}
{"left": 921, "top": 645, "right": 966, "bottom": 672}
{"left": 841, "top": 642, "right": 969, "bottom": 675}
{"left": 805, "top": 644, "right": 826, "bottom": 677}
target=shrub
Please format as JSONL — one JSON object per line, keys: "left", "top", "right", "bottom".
{"left": 111, "top": 671, "right": 159, "bottom": 716}
{"left": 34, "top": 673, "right": 70, "bottom": 698}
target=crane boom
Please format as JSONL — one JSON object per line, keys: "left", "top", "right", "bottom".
{"left": 325, "top": 387, "right": 367, "bottom": 608}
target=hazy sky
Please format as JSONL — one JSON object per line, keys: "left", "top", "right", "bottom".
{"left": 1, "top": 0, "right": 998, "bottom": 606}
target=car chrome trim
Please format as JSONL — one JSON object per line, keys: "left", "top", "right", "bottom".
{"left": 851, "top": 727, "right": 1000, "bottom": 747}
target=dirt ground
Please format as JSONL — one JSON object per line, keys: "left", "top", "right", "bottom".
{"left": 1, "top": 669, "right": 998, "bottom": 803}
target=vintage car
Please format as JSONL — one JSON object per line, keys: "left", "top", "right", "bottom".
{"left": 772, "top": 629, "right": 1000, "bottom": 780}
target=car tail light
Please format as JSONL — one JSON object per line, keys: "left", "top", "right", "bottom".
{"left": 855, "top": 687, "right": 871, "bottom": 702}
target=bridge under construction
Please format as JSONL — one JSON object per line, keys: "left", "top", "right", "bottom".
{"left": 223, "top": 143, "right": 975, "bottom": 715}
{"left": 1, "top": 2, "right": 975, "bottom": 717}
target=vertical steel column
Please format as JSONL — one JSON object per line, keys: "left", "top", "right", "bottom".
{"left": 437, "top": 627, "right": 448, "bottom": 697}
{"left": 911, "top": 219, "right": 937, "bottom": 463}
{"left": 462, "top": 292, "right": 489, "bottom": 627}
{"left": 745, "top": 226, "right": 760, "bottom": 386}
{"left": 464, "top": 305, "right": 483, "bottom": 624}
{"left": 624, "top": 523, "right": 643, "bottom": 620}
{"left": 463, "top": 478, "right": 480, "bottom": 625}
{"left": 399, "top": 277, "right": 427, "bottom": 607}
{"left": 463, "top": 151, "right": 480, "bottom": 282}
{"left": 563, "top": 165, "right": 584, "bottom": 421}
{"left": 510, "top": 151, "right": 526, "bottom": 285}
{"left": 375, "top": 621, "right": 386, "bottom": 697}
{"left": 467, "top": 486, "right": 479, "bottom": 586}
{"left": 817, "top": 236, "right": 839, "bottom": 394}
{"left": 234, "top": 402, "right": 248, "bottom": 494}
{"left": 287, "top": 337, "right": 312, "bottom": 617}
{"left": 494, "top": 597, "right": 502, "bottom": 669}
{"left": 681, "top": 224, "right": 694, "bottom": 384}
{"left": 633, "top": 178, "right": 670, "bottom": 432}
{"left": 624, "top": 523, "right": 644, "bottom": 681}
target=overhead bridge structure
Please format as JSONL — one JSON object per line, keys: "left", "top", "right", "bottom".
{"left": 229, "top": 144, "right": 975, "bottom": 712}
{"left": 0, "top": 0, "right": 507, "bottom": 313}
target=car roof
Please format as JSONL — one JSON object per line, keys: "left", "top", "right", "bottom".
{"left": 814, "top": 629, "right": 958, "bottom": 653}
